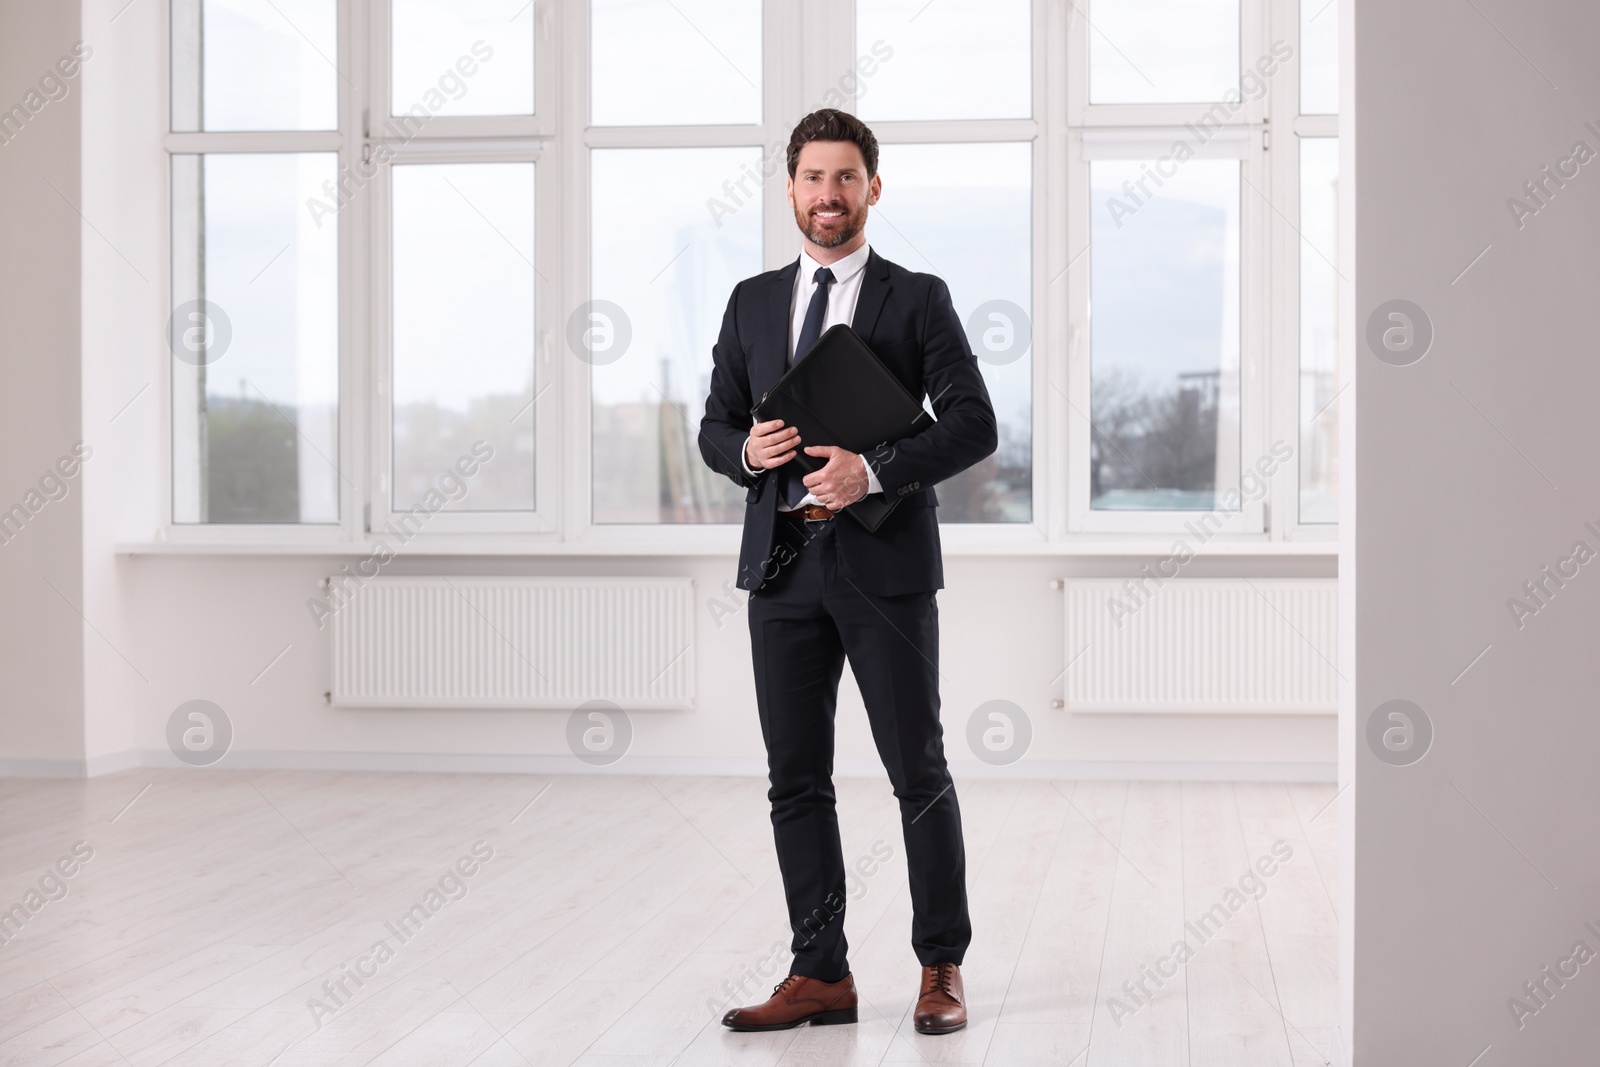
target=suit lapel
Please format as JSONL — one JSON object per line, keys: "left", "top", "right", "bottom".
{"left": 752, "top": 259, "right": 798, "bottom": 403}
{"left": 851, "top": 248, "right": 891, "bottom": 342}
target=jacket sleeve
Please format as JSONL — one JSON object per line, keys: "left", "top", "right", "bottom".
{"left": 698, "top": 281, "right": 764, "bottom": 490}
{"left": 870, "top": 276, "right": 999, "bottom": 498}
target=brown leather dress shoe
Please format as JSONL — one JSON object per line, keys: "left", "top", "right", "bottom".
{"left": 721, "top": 972, "right": 859, "bottom": 1031}
{"left": 914, "top": 962, "right": 967, "bottom": 1034}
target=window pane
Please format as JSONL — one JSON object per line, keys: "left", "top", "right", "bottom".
{"left": 590, "top": 0, "right": 761, "bottom": 126}
{"left": 391, "top": 0, "right": 534, "bottom": 118}
{"left": 1089, "top": 159, "right": 1240, "bottom": 510}
{"left": 1300, "top": 0, "right": 1338, "bottom": 114}
{"left": 591, "top": 148, "right": 761, "bottom": 523}
{"left": 171, "top": 0, "right": 338, "bottom": 131}
{"left": 1088, "top": 0, "right": 1239, "bottom": 105}
{"left": 1299, "top": 139, "right": 1340, "bottom": 523}
{"left": 869, "top": 143, "right": 1032, "bottom": 522}
{"left": 392, "top": 164, "right": 535, "bottom": 512}
{"left": 171, "top": 154, "right": 339, "bottom": 523}
{"left": 856, "top": 0, "right": 1030, "bottom": 121}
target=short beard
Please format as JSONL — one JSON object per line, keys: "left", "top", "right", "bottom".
{"left": 797, "top": 203, "right": 864, "bottom": 248}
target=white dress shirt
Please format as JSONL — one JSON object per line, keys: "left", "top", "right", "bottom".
{"left": 741, "top": 242, "right": 884, "bottom": 510}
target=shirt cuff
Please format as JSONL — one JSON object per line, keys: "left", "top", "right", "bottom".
{"left": 740, "top": 439, "right": 761, "bottom": 478}
{"left": 861, "top": 454, "right": 882, "bottom": 496}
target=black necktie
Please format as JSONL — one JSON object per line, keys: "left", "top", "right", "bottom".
{"left": 781, "top": 266, "right": 835, "bottom": 506}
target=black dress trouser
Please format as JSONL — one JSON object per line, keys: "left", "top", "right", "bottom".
{"left": 746, "top": 511, "right": 972, "bottom": 983}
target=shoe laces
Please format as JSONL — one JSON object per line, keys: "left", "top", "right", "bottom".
{"left": 931, "top": 963, "right": 956, "bottom": 995}
{"left": 773, "top": 973, "right": 802, "bottom": 997}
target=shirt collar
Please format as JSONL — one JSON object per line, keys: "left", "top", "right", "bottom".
{"left": 798, "top": 241, "right": 871, "bottom": 287}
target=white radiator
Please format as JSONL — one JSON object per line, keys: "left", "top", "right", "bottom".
{"left": 1063, "top": 578, "right": 1337, "bottom": 714}
{"left": 330, "top": 577, "right": 695, "bottom": 710}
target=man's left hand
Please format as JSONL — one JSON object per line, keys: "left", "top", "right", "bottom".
{"left": 801, "top": 446, "right": 869, "bottom": 511}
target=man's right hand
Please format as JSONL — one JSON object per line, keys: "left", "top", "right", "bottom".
{"left": 746, "top": 419, "right": 801, "bottom": 470}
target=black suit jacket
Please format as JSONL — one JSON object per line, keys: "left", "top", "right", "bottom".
{"left": 698, "top": 249, "right": 998, "bottom": 597}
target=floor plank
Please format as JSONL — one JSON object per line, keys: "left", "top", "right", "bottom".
{"left": 0, "top": 769, "right": 1338, "bottom": 1066}
{"left": 1182, "top": 783, "right": 1294, "bottom": 1067}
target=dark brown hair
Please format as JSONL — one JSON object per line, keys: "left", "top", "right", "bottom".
{"left": 786, "top": 109, "right": 879, "bottom": 180}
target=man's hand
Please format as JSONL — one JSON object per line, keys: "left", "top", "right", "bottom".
{"left": 802, "top": 446, "right": 870, "bottom": 510}
{"left": 746, "top": 419, "right": 800, "bottom": 470}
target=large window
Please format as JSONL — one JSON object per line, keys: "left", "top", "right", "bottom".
{"left": 1066, "top": 0, "right": 1339, "bottom": 536}
{"left": 1298, "top": 137, "right": 1340, "bottom": 523}
{"left": 590, "top": 0, "right": 761, "bottom": 126}
{"left": 165, "top": 0, "right": 1338, "bottom": 542}
{"left": 390, "top": 162, "right": 536, "bottom": 512}
{"left": 1297, "top": 0, "right": 1342, "bottom": 524}
{"left": 857, "top": 0, "right": 1034, "bottom": 523}
{"left": 170, "top": 0, "right": 342, "bottom": 524}
{"left": 170, "top": 151, "right": 340, "bottom": 524}
{"left": 1088, "top": 158, "right": 1241, "bottom": 512}
{"left": 584, "top": 0, "right": 765, "bottom": 525}
{"left": 1088, "top": 0, "right": 1240, "bottom": 104}
{"left": 857, "top": 0, "right": 1030, "bottom": 120}
{"left": 589, "top": 147, "right": 762, "bottom": 524}
{"left": 391, "top": 0, "right": 535, "bottom": 117}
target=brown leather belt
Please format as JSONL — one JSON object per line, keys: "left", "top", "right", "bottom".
{"left": 789, "top": 504, "right": 837, "bottom": 521}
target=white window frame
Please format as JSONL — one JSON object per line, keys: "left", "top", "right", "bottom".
{"left": 564, "top": 0, "right": 788, "bottom": 548}
{"left": 1279, "top": 112, "right": 1339, "bottom": 543}
{"left": 1065, "top": 125, "right": 1269, "bottom": 537}
{"left": 367, "top": 139, "right": 561, "bottom": 536}
{"left": 366, "top": 1, "right": 562, "bottom": 536}
{"left": 161, "top": 0, "right": 360, "bottom": 546}
{"left": 154, "top": 0, "right": 1337, "bottom": 554}
{"left": 843, "top": 0, "right": 1050, "bottom": 552}
{"left": 1061, "top": 0, "right": 1271, "bottom": 539}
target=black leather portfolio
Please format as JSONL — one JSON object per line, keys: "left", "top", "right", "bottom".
{"left": 751, "top": 324, "right": 929, "bottom": 532}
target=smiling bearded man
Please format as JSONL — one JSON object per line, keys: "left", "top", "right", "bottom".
{"left": 698, "top": 108, "right": 998, "bottom": 1037}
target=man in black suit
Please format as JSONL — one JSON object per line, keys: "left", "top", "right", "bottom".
{"left": 699, "top": 109, "right": 997, "bottom": 1036}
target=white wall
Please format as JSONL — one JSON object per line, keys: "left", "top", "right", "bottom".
{"left": 0, "top": 0, "right": 1339, "bottom": 782}
{"left": 0, "top": 0, "right": 86, "bottom": 770}
{"left": 105, "top": 552, "right": 1334, "bottom": 776}
{"left": 1349, "top": 0, "right": 1600, "bottom": 1060}
{"left": 79, "top": 0, "right": 165, "bottom": 770}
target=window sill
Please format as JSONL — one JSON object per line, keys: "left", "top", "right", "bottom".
{"left": 115, "top": 531, "right": 1338, "bottom": 559}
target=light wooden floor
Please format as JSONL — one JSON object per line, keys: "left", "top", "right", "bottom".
{"left": 0, "top": 771, "right": 1338, "bottom": 1066}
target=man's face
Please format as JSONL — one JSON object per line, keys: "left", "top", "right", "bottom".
{"left": 786, "top": 140, "right": 881, "bottom": 251}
